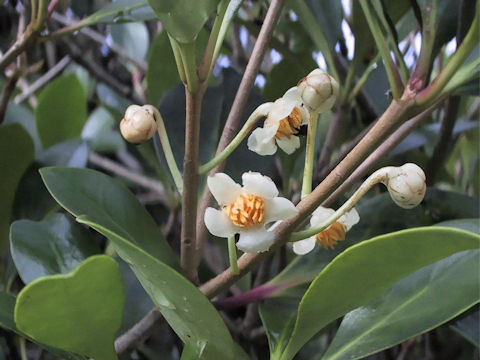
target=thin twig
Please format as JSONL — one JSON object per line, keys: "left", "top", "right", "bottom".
{"left": 50, "top": 12, "right": 148, "bottom": 72}
{"left": 181, "top": 90, "right": 203, "bottom": 282}
{"left": 324, "top": 103, "right": 441, "bottom": 206}
{"left": 317, "top": 106, "right": 347, "bottom": 173}
{"left": 15, "top": 55, "right": 71, "bottom": 104}
{"left": 88, "top": 153, "right": 170, "bottom": 206}
{"left": 193, "top": 0, "right": 287, "bottom": 277}
{"left": 0, "top": 70, "right": 21, "bottom": 123}
{"left": 114, "top": 308, "right": 161, "bottom": 354}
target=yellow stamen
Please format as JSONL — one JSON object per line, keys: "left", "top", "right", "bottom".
{"left": 315, "top": 221, "right": 346, "bottom": 249}
{"left": 275, "top": 107, "right": 302, "bottom": 139}
{"left": 223, "top": 193, "right": 265, "bottom": 227}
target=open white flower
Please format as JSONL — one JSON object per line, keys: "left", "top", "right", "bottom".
{"left": 204, "top": 172, "right": 298, "bottom": 253}
{"left": 293, "top": 206, "right": 360, "bottom": 255}
{"left": 247, "top": 88, "right": 309, "bottom": 155}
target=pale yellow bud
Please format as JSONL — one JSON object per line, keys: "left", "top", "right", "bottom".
{"left": 120, "top": 104, "right": 159, "bottom": 144}
{"left": 383, "top": 163, "right": 426, "bottom": 209}
{"left": 297, "top": 69, "right": 339, "bottom": 112}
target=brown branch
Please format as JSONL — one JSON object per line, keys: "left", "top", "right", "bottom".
{"left": 324, "top": 103, "right": 440, "bottom": 206}
{"left": 193, "top": 0, "right": 287, "bottom": 276}
{"left": 181, "top": 89, "right": 203, "bottom": 283}
{"left": 199, "top": 88, "right": 418, "bottom": 298}
{"left": 114, "top": 308, "right": 161, "bottom": 354}
{"left": 0, "top": 70, "right": 20, "bottom": 124}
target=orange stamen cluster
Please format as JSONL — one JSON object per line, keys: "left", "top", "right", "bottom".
{"left": 223, "top": 193, "right": 265, "bottom": 227}
{"left": 275, "top": 107, "right": 302, "bottom": 139}
{"left": 315, "top": 221, "right": 346, "bottom": 249}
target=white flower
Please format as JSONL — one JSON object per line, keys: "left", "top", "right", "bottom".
{"left": 120, "top": 104, "right": 158, "bottom": 144}
{"left": 247, "top": 88, "right": 309, "bottom": 155}
{"left": 293, "top": 206, "right": 359, "bottom": 255}
{"left": 204, "top": 172, "right": 298, "bottom": 253}
{"left": 297, "top": 69, "right": 339, "bottom": 113}
{"left": 383, "top": 163, "right": 426, "bottom": 209}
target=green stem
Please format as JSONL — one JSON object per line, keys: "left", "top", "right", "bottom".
{"left": 34, "top": 0, "right": 47, "bottom": 30}
{"left": 289, "top": 0, "right": 339, "bottom": 81}
{"left": 169, "top": 35, "right": 187, "bottom": 83}
{"left": 31, "top": 0, "right": 38, "bottom": 22}
{"left": 348, "top": 53, "right": 382, "bottom": 103}
{"left": 360, "top": 0, "right": 404, "bottom": 99}
{"left": 415, "top": 8, "right": 479, "bottom": 106}
{"left": 228, "top": 236, "right": 240, "bottom": 275}
{"left": 341, "top": 58, "right": 360, "bottom": 104}
{"left": 179, "top": 42, "right": 199, "bottom": 93}
{"left": 292, "top": 166, "right": 393, "bottom": 241}
{"left": 19, "top": 337, "right": 28, "bottom": 360}
{"left": 198, "top": 0, "right": 229, "bottom": 82}
{"left": 301, "top": 111, "right": 319, "bottom": 199}
{"left": 155, "top": 113, "right": 184, "bottom": 195}
{"left": 199, "top": 102, "right": 272, "bottom": 174}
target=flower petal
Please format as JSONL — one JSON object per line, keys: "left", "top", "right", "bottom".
{"left": 340, "top": 208, "right": 360, "bottom": 231}
{"left": 292, "top": 237, "right": 316, "bottom": 255}
{"left": 282, "top": 87, "right": 302, "bottom": 105}
{"left": 264, "top": 197, "right": 298, "bottom": 223}
{"left": 236, "top": 228, "right": 275, "bottom": 253}
{"left": 204, "top": 208, "right": 238, "bottom": 238}
{"left": 247, "top": 127, "right": 278, "bottom": 155}
{"left": 207, "top": 173, "right": 242, "bottom": 206}
{"left": 310, "top": 206, "right": 335, "bottom": 226}
{"left": 276, "top": 135, "right": 300, "bottom": 154}
{"left": 242, "top": 172, "right": 278, "bottom": 199}
{"left": 268, "top": 97, "right": 296, "bottom": 122}
{"left": 299, "top": 106, "right": 310, "bottom": 125}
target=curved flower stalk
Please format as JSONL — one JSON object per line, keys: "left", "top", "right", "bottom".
{"left": 291, "top": 163, "right": 427, "bottom": 253}
{"left": 247, "top": 88, "right": 309, "bottom": 155}
{"left": 293, "top": 206, "right": 359, "bottom": 255}
{"left": 204, "top": 172, "right": 298, "bottom": 253}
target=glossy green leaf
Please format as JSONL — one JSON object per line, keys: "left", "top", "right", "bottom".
{"left": 0, "top": 291, "right": 16, "bottom": 332}
{"left": 39, "top": 167, "right": 178, "bottom": 269}
{"left": 81, "top": 106, "right": 124, "bottom": 154}
{"left": 280, "top": 227, "right": 480, "bottom": 360}
{"left": 40, "top": 166, "right": 245, "bottom": 359}
{"left": 14, "top": 255, "right": 124, "bottom": 360}
{"left": 110, "top": 22, "right": 149, "bottom": 61}
{"left": 147, "top": 31, "right": 180, "bottom": 106}
{"left": 78, "top": 218, "right": 244, "bottom": 360}
{"left": 10, "top": 213, "right": 100, "bottom": 284}
{"left": 36, "top": 74, "right": 87, "bottom": 149}
{"left": 80, "top": 0, "right": 155, "bottom": 25}
{"left": 37, "top": 139, "right": 89, "bottom": 168}
{"left": 147, "top": 0, "right": 219, "bottom": 43}
{"left": 0, "top": 124, "right": 34, "bottom": 250}
{"left": 323, "top": 249, "right": 480, "bottom": 360}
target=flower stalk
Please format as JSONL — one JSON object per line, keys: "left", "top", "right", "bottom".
{"left": 301, "top": 111, "right": 319, "bottom": 199}
{"left": 228, "top": 236, "right": 240, "bottom": 275}
{"left": 199, "top": 103, "right": 272, "bottom": 174}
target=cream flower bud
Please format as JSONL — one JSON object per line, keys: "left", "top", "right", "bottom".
{"left": 297, "top": 69, "right": 339, "bottom": 112}
{"left": 120, "top": 104, "right": 159, "bottom": 144}
{"left": 383, "top": 163, "right": 426, "bottom": 209}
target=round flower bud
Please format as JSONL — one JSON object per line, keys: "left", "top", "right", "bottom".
{"left": 297, "top": 69, "right": 339, "bottom": 112}
{"left": 120, "top": 104, "right": 159, "bottom": 144}
{"left": 383, "top": 163, "right": 426, "bottom": 209}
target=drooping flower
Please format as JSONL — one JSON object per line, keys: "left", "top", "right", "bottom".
{"left": 293, "top": 206, "right": 359, "bottom": 255}
{"left": 247, "top": 88, "right": 309, "bottom": 155}
{"left": 204, "top": 172, "right": 298, "bottom": 253}
{"left": 383, "top": 163, "right": 426, "bottom": 209}
{"left": 120, "top": 104, "right": 159, "bottom": 144}
{"left": 297, "top": 68, "right": 339, "bottom": 113}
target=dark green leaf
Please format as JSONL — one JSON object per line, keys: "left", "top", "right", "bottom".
{"left": 147, "top": 31, "right": 180, "bottom": 106}
{"left": 14, "top": 255, "right": 124, "bottom": 360}
{"left": 78, "top": 217, "right": 245, "bottom": 360}
{"left": 80, "top": 0, "right": 155, "bottom": 25}
{"left": 304, "top": 0, "right": 343, "bottom": 48}
{"left": 281, "top": 227, "right": 480, "bottom": 360}
{"left": 323, "top": 249, "right": 480, "bottom": 360}
{"left": 110, "top": 22, "right": 150, "bottom": 61}
{"left": 37, "top": 139, "right": 89, "bottom": 168}
{"left": 36, "top": 74, "right": 87, "bottom": 149}
{"left": 0, "top": 291, "right": 16, "bottom": 332}
{"left": 451, "top": 310, "right": 480, "bottom": 347}
{"left": 147, "top": 0, "right": 219, "bottom": 43}
{"left": 40, "top": 167, "right": 178, "bottom": 269}
{"left": 10, "top": 213, "right": 100, "bottom": 284}
{"left": 0, "top": 124, "right": 34, "bottom": 250}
